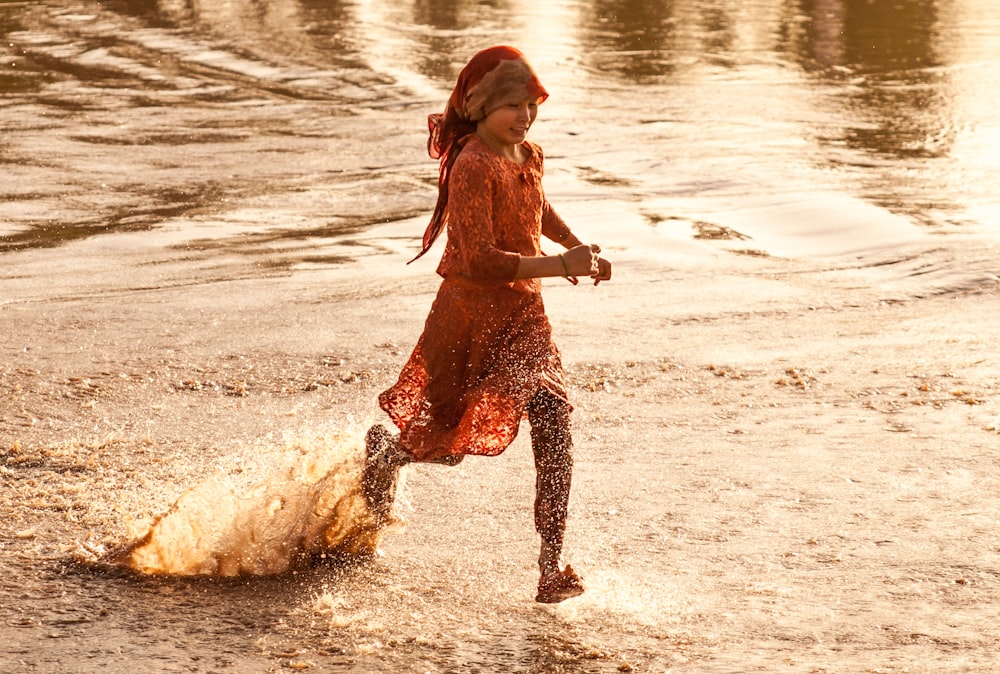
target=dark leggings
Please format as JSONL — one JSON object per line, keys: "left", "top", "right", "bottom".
{"left": 526, "top": 389, "right": 574, "bottom": 551}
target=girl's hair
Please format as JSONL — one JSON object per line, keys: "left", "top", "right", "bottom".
{"left": 410, "top": 46, "right": 548, "bottom": 263}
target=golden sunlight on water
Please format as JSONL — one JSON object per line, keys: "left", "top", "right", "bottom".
{"left": 936, "top": 0, "right": 1000, "bottom": 228}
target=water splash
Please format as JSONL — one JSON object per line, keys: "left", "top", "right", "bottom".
{"left": 94, "top": 430, "right": 400, "bottom": 576}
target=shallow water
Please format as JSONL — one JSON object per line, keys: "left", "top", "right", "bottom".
{"left": 3, "top": 1, "right": 1000, "bottom": 672}
{"left": 3, "top": 0, "right": 998, "bottom": 294}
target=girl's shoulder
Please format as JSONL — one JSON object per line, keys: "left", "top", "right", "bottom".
{"left": 451, "top": 140, "right": 498, "bottom": 185}
{"left": 454, "top": 135, "right": 495, "bottom": 163}
{"left": 523, "top": 139, "right": 544, "bottom": 161}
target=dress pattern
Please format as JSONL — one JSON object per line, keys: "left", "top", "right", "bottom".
{"left": 378, "top": 135, "right": 572, "bottom": 461}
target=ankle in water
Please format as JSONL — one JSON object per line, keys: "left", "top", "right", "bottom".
{"left": 362, "top": 425, "right": 403, "bottom": 520}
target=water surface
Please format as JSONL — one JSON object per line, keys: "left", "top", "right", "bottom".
{"left": 3, "top": 0, "right": 998, "bottom": 287}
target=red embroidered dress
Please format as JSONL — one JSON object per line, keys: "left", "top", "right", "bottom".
{"left": 378, "top": 135, "right": 572, "bottom": 461}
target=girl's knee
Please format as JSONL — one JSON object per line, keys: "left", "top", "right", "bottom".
{"left": 527, "top": 389, "right": 571, "bottom": 426}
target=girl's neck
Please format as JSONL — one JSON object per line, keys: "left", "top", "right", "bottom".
{"left": 475, "top": 129, "right": 528, "bottom": 164}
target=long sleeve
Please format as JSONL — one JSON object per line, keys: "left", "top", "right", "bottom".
{"left": 541, "top": 200, "right": 572, "bottom": 244}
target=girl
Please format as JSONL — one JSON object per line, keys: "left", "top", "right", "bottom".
{"left": 363, "top": 45, "right": 611, "bottom": 604}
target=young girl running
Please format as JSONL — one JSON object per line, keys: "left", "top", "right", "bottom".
{"left": 363, "top": 45, "right": 611, "bottom": 604}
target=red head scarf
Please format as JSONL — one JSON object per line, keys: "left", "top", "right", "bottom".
{"left": 410, "top": 46, "right": 549, "bottom": 263}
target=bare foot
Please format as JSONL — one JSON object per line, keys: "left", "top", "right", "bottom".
{"left": 535, "top": 565, "right": 585, "bottom": 603}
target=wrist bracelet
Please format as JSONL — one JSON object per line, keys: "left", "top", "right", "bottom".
{"left": 558, "top": 253, "right": 570, "bottom": 277}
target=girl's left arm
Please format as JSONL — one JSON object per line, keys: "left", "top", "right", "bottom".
{"left": 541, "top": 201, "right": 578, "bottom": 247}
{"left": 534, "top": 200, "right": 612, "bottom": 285}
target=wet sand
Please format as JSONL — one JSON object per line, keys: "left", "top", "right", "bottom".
{"left": 3, "top": 236, "right": 999, "bottom": 672}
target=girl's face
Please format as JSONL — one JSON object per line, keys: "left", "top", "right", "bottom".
{"left": 477, "top": 98, "right": 540, "bottom": 149}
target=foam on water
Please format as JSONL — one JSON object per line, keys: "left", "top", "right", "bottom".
{"left": 92, "top": 429, "right": 399, "bottom": 576}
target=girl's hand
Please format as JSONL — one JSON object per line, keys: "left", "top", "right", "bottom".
{"left": 561, "top": 244, "right": 596, "bottom": 278}
{"left": 591, "top": 254, "right": 612, "bottom": 285}
{"left": 563, "top": 244, "right": 611, "bottom": 285}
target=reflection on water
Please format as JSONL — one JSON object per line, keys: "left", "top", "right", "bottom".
{"left": 821, "top": 0, "right": 949, "bottom": 160}
{"left": 0, "top": 7, "right": 35, "bottom": 94}
{"left": 109, "top": 0, "right": 314, "bottom": 58}
{"left": 829, "top": 0, "right": 941, "bottom": 74}
{"left": 579, "top": 0, "right": 678, "bottom": 81}
{"left": 2, "top": 0, "right": 998, "bottom": 266}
